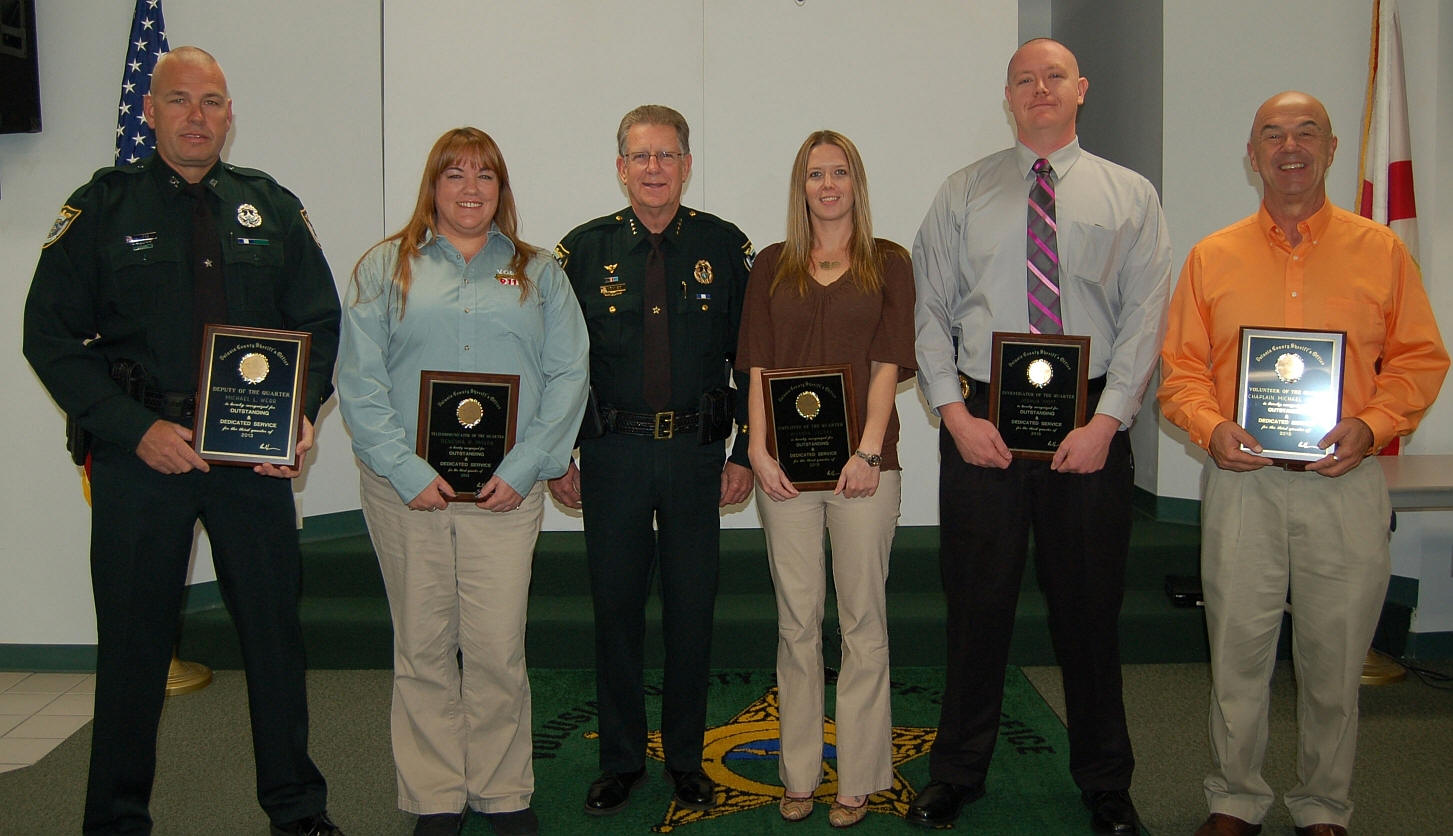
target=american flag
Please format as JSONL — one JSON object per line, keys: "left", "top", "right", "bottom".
{"left": 114, "top": 0, "right": 169, "bottom": 164}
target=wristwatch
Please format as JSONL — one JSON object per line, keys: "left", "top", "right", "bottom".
{"left": 854, "top": 450, "right": 882, "bottom": 467}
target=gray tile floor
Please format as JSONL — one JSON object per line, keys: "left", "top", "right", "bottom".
{"left": 0, "top": 672, "right": 95, "bottom": 774}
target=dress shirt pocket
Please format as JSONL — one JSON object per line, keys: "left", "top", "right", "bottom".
{"left": 1325, "top": 296, "right": 1386, "bottom": 353}
{"left": 1062, "top": 221, "right": 1117, "bottom": 287}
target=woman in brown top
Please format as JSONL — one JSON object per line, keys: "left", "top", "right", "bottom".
{"left": 736, "top": 130, "right": 916, "bottom": 828}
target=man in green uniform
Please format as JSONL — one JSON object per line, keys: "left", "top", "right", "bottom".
{"left": 22, "top": 47, "right": 343, "bottom": 836}
{"left": 550, "top": 104, "right": 753, "bottom": 817}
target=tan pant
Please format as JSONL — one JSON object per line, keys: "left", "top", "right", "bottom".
{"left": 1200, "top": 458, "right": 1391, "bottom": 828}
{"left": 756, "top": 471, "right": 900, "bottom": 797}
{"left": 360, "top": 466, "right": 543, "bottom": 815}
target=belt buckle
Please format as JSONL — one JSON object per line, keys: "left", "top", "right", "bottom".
{"left": 653, "top": 410, "right": 675, "bottom": 440}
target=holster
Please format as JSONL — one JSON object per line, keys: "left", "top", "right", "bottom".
{"left": 697, "top": 386, "right": 736, "bottom": 444}
{"left": 63, "top": 359, "right": 148, "bottom": 465}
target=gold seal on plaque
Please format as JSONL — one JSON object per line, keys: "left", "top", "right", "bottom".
{"left": 1275, "top": 353, "right": 1305, "bottom": 383}
{"left": 456, "top": 398, "right": 484, "bottom": 430}
{"left": 238, "top": 352, "right": 269, "bottom": 384}
{"left": 795, "top": 390, "right": 822, "bottom": 420}
{"left": 1026, "top": 358, "right": 1053, "bottom": 389}
{"left": 693, "top": 259, "right": 714, "bottom": 285}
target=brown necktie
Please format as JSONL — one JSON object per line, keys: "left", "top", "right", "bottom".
{"left": 184, "top": 182, "right": 227, "bottom": 365}
{"left": 642, "top": 232, "right": 671, "bottom": 411}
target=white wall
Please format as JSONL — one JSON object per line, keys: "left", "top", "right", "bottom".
{"left": 5, "top": 0, "right": 1449, "bottom": 648}
{"left": 380, "top": 0, "right": 1018, "bottom": 531}
{"left": 1, "top": 0, "right": 383, "bottom": 645}
{"left": 1, "top": 0, "right": 1016, "bottom": 646}
{"left": 1155, "top": 0, "right": 1453, "bottom": 500}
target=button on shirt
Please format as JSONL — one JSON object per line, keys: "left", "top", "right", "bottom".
{"left": 1159, "top": 201, "right": 1448, "bottom": 451}
{"left": 338, "top": 228, "right": 590, "bottom": 502}
{"left": 913, "top": 139, "right": 1173, "bottom": 427}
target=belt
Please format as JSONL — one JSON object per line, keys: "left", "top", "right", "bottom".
{"left": 140, "top": 390, "right": 197, "bottom": 421}
{"left": 604, "top": 408, "right": 700, "bottom": 440}
{"left": 1267, "top": 459, "right": 1309, "bottom": 471}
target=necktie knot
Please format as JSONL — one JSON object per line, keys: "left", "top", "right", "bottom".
{"left": 1033, "top": 158, "right": 1052, "bottom": 176}
{"left": 183, "top": 182, "right": 207, "bottom": 200}
{"left": 648, "top": 232, "right": 664, "bottom": 252}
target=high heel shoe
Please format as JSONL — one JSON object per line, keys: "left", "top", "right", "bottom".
{"left": 828, "top": 796, "right": 868, "bottom": 828}
{"left": 778, "top": 793, "right": 814, "bottom": 821}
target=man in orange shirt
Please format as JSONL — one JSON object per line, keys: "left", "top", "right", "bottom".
{"left": 1159, "top": 91, "right": 1447, "bottom": 836}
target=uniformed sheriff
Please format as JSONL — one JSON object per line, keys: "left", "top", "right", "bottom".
{"left": 548, "top": 104, "right": 753, "bottom": 818}
{"left": 22, "top": 46, "right": 344, "bottom": 836}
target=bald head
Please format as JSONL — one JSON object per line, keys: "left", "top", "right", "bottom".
{"left": 142, "top": 45, "right": 233, "bottom": 182}
{"left": 151, "top": 46, "right": 229, "bottom": 98}
{"left": 1004, "top": 37, "right": 1087, "bottom": 156}
{"left": 1246, "top": 90, "right": 1338, "bottom": 224}
{"left": 1006, "top": 37, "right": 1080, "bottom": 84}
{"left": 1250, "top": 91, "right": 1332, "bottom": 143}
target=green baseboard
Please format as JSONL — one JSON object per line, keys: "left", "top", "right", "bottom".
{"left": 0, "top": 644, "right": 96, "bottom": 672}
{"left": 1406, "top": 632, "right": 1453, "bottom": 660}
{"left": 299, "top": 508, "right": 368, "bottom": 542}
{"left": 1134, "top": 486, "right": 1200, "bottom": 525}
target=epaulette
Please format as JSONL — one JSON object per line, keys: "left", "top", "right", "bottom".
{"left": 570, "top": 211, "right": 630, "bottom": 238}
{"left": 85, "top": 160, "right": 146, "bottom": 187}
{"left": 221, "top": 161, "right": 281, "bottom": 185}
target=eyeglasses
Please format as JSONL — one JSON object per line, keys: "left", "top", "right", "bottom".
{"left": 625, "top": 150, "right": 684, "bottom": 168}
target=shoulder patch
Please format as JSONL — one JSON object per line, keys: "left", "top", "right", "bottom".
{"left": 42, "top": 205, "right": 82, "bottom": 249}
{"left": 553, "top": 241, "right": 570, "bottom": 267}
{"left": 299, "top": 208, "right": 322, "bottom": 247}
{"left": 742, "top": 240, "right": 756, "bottom": 270}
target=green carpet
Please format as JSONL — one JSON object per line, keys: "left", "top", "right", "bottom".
{"left": 522, "top": 665, "right": 1103, "bottom": 834}
{"left": 0, "top": 666, "right": 1135, "bottom": 835}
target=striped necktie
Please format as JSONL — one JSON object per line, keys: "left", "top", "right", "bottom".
{"left": 1026, "top": 158, "right": 1062, "bottom": 335}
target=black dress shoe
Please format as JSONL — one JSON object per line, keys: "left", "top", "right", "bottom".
{"left": 271, "top": 811, "right": 344, "bottom": 836}
{"left": 412, "top": 812, "right": 464, "bottom": 836}
{"left": 666, "top": 768, "right": 717, "bottom": 811}
{"left": 485, "top": 807, "right": 539, "bottom": 836}
{"left": 905, "top": 780, "right": 983, "bottom": 828}
{"left": 584, "top": 768, "right": 646, "bottom": 815}
{"left": 1082, "top": 789, "right": 1141, "bottom": 834}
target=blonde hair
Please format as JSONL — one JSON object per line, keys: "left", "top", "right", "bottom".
{"left": 772, "top": 130, "right": 885, "bottom": 297}
{"left": 351, "top": 127, "right": 539, "bottom": 315}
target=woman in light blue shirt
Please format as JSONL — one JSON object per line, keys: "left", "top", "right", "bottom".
{"left": 337, "top": 127, "right": 588, "bottom": 836}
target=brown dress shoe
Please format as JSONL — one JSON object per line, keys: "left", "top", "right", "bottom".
{"left": 1193, "top": 812, "right": 1263, "bottom": 836}
{"left": 1294, "top": 825, "right": 1348, "bottom": 836}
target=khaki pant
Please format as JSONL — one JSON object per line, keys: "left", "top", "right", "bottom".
{"left": 1200, "top": 459, "right": 1391, "bottom": 828}
{"left": 756, "top": 471, "right": 901, "bottom": 797}
{"left": 360, "top": 466, "right": 543, "bottom": 815}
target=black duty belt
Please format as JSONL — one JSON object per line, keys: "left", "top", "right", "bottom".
{"left": 140, "top": 390, "right": 197, "bottom": 421}
{"left": 604, "top": 408, "right": 701, "bottom": 440}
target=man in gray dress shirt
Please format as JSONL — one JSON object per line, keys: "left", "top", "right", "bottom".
{"left": 908, "top": 37, "right": 1172, "bottom": 832}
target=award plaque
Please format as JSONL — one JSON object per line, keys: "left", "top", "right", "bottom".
{"left": 417, "top": 371, "right": 519, "bottom": 501}
{"left": 761, "top": 364, "right": 859, "bottom": 491}
{"left": 989, "top": 332, "right": 1090, "bottom": 460}
{"left": 1235, "top": 327, "right": 1345, "bottom": 462}
{"left": 194, "top": 325, "right": 310, "bottom": 467}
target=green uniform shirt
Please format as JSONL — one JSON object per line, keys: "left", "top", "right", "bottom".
{"left": 23, "top": 156, "right": 341, "bottom": 451}
{"left": 555, "top": 205, "right": 753, "bottom": 464}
